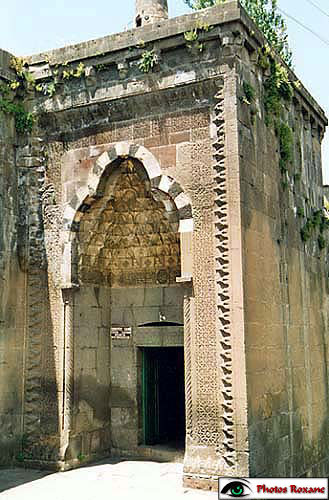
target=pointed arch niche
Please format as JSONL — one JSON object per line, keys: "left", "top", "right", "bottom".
{"left": 61, "top": 143, "right": 193, "bottom": 289}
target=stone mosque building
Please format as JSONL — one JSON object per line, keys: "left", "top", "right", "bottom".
{"left": 0, "top": 0, "right": 329, "bottom": 490}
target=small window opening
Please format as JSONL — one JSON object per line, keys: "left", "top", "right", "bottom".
{"left": 136, "top": 15, "right": 142, "bottom": 27}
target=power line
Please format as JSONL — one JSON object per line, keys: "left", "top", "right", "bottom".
{"left": 304, "top": 0, "right": 329, "bottom": 19}
{"left": 278, "top": 6, "right": 329, "bottom": 47}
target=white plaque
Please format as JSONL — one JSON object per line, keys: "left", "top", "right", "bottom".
{"left": 111, "top": 326, "right": 132, "bottom": 339}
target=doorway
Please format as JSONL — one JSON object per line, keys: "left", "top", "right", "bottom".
{"left": 141, "top": 347, "right": 185, "bottom": 447}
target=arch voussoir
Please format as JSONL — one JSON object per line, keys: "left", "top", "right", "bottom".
{"left": 63, "top": 142, "right": 193, "bottom": 233}
{"left": 158, "top": 175, "right": 175, "bottom": 194}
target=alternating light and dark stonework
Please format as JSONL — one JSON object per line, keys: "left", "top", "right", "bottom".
{"left": 0, "top": 0, "right": 329, "bottom": 489}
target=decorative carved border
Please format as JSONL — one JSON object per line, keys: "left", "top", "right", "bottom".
{"left": 17, "top": 142, "right": 47, "bottom": 451}
{"left": 37, "top": 80, "right": 219, "bottom": 140}
{"left": 213, "top": 84, "right": 235, "bottom": 469}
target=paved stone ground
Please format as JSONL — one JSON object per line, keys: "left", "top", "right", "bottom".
{"left": 0, "top": 460, "right": 217, "bottom": 499}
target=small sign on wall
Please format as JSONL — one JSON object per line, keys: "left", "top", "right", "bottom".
{"left": 111, "top": 326, "right": 132, "bottom": 339}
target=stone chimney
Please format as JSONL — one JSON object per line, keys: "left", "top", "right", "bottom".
{"left": 135, "top": 0, "right": 168, "bottom": 27}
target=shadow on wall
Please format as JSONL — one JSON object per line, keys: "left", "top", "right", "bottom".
{"left": 0, "top": 383, "right": 21, "bottom": 467}
{"left": 18, "top": 268, "right": 61, "bottom": 463}
{"left": 0, "top": 246, "right": 24, "bottom": 465}
{"left": 76, "top": 374, "right": 111, "bottom": 423}
{"left": 65, "top": 375, "right": 112, "bottom": 461}
{"left": 249, "top": 391, "right": 329, "bottom": 477}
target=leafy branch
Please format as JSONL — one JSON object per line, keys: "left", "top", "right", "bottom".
{"left": 184, "top": 21, "right": 212, "bottom": 52}
{"left": 183, "top": 0, "right": 293, "bottom": 67}
{"left": 0, "top": 76, "right": 34, "bottom": 134}
{"left": 138, "top": 50, "right": 158, "bottom": 73}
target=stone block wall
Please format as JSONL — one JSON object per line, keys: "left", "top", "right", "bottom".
{"left": 67, "top": 285, "right": 111, "bottom": 463}
{"left": 0, "top": 49, "right": 26, "bottom": 464}
{"left": 236, "top": 29, "right": 329, "bottom": 476}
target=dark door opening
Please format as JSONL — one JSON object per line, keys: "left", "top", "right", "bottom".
{"left": 142, "top": 347, "right": 185, "bottom": 447}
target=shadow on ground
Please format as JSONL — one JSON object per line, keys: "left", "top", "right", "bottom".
{"left": 0, "top": 468, "right": 52, "bottom": 493}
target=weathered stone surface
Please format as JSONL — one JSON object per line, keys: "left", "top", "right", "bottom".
{"left": 238, "top": 45, "right": 329, "bottom": 477}
{"left": 0, "top": 55, "right": 26, "bottom": 466}
{"left": 1, "top": 0, "right": 329, "bottom": 489}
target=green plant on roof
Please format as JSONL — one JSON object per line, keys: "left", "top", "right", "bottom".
{"left": 183, "top": 0, "right": 292, "bottom": 67}
{"left": 62, "top": 62, "right": 85, "bottom": 80}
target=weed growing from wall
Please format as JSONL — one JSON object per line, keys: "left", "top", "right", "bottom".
{"left": 0, "top": 56, "right": 91, "bottom": 134}
{"left": 263, "top": 56, "right": 293, "bottom": 125}
{"left": 240, "top": 80, "right": 257, "bottom": 124}
{"left": 184, "top": 21, "right": 212, "bottom": 52}
{"left": 62, "top": 62, "right": 85, "bottom": 80}
{"left": 277, "top": 122, "right": 293, "bottom": 173}
{"left": 300, "top": 210, "right": 329, "bottom": 249}
{"left": 0, "top": 81, "right": 34, "bottom": 134}
{"left": 255, "top": 48, "right": 326, "bottom": 251}
{"left": 242, "top": 81, "right": 255, "bottom": 105}
{"left": 184, "top": 29, "right": 204, "bottom": 51}
{"left": 35, "top": 82, "right": 57, "bottom": 97}
{"left": 138, "top": 50, "right": 158, "bottom": 73}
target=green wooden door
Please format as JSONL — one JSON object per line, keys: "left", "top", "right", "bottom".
{"left": 142, "top": 347, "right": 185, "bottom": 445}
{"left": 142, "top": 349, "right": 160, "bottom": 445}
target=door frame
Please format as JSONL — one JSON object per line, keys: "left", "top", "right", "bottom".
{"left": 140, "top": 346, "right": 185, "bottom": 446}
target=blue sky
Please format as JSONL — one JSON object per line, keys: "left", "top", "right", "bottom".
{"left": 1, "top": 0, "right": 328, "bottom": 182}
